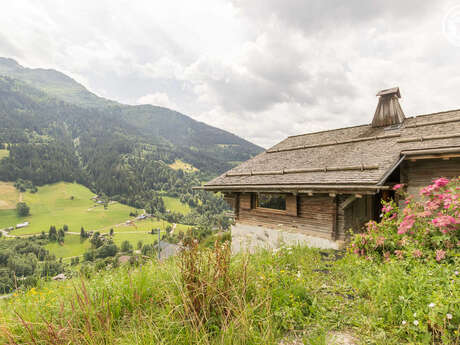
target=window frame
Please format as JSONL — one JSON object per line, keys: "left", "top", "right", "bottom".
{"left": 255, "top": 193, "right": 288, "bottom": 213}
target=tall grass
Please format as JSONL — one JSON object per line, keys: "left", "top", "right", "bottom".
{"left": 1, "top": 245, "right": 458, "bottom": 344}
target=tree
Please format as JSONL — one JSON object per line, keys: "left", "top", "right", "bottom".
{"left": 90, "top": 232, "right": 103, "bottom": 249}
{"left": 120, "top": 240, "right": 133, "bottom": 253}
{"left": 16, "top": 202, "right": 30, "bottom": 217}
{"left": 63, "top": 224, "right": 69, "bottom": 232}
{"left": 58, "top": 228, "right": 65, "bottom": 243}
{"left": 48, "top": 226, "right": 57, "bottom": 241}
{"left": 80, "top": 227, "right": 86, "bottom": 240}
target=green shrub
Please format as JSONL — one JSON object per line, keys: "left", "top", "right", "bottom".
{"left": 350, "top": 177, "right": 459, "bottom": 262}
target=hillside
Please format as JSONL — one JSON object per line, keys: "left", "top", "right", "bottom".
{"left": 0, "top": 57, "right": 262, "bottom": 216}
{"left": 0, "top": 57, "right": 262, "bottom": 170}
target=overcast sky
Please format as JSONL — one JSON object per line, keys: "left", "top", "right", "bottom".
{"left": 1, "top": 1, "right": 460, "bottom": 148}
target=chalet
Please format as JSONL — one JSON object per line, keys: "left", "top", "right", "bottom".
{"left": 202, "top": 88, "right": 460, "bottom": 249}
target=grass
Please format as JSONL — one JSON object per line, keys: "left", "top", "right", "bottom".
{"left": 163, "top": 196, "right": 191, "bottom": 214}
{"left": 45, "top": 234, "right": 92, "bottom": 258}
{"left": 114, "top": 218, "right": 190, "bottom": 233}
{"left": 0, "top": 182, "right": 19, "bottom": 210}
{"left": 0, "top": 149, "right": 8, "bottom": 160}
{"left": 0, "top": 182, "right": 139, "bottom": 235}
{"left": 169, "top": 159, "right": 198, "bottom": 172}
{"left": 1, "top": 246, "right": 458, "bottom": 344}
{"left": 45, "top": 233, "right": 160, "bottom": 259}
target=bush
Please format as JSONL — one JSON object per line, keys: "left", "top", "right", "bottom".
{"left": 16, "top": 202, "right": 30, "bottom": 217}
{"left": 350, "top": 177, "right": 459, "bottom": 262}
{"left": 120, "top": 240, "right": 133, "bottom": 253}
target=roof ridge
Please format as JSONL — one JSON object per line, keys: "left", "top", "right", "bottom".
{"left": 284, "top": 108, "right": 460, "bottom": 141}
{"left": 287, "top": 123, "right": 370, "bottom": 139}
{"left": 407, "top": 108, "right": 460, "bottom": 119}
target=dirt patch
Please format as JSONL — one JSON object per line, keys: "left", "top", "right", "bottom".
{"left": 326, "top": 331, "right": 358, "bottom": 345}
{"left": 0, "top": 182, "right": 19, "bottom": 209}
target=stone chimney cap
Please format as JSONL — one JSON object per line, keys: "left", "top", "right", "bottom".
{"left": 376, "top": 87, "right": 401, "bottom": 98}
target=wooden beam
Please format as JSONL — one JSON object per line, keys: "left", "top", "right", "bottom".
{"left": 340, "top": 195, "right": 357, "bottom": 209}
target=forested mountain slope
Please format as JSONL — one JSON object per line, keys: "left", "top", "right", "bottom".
{"left": 0, "top": 58, "right": 263, "bottom": 213}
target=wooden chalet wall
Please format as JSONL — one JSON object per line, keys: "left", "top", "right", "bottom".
{"left": 402, "top": 158, "right": 460, "bottom": 197}
{"left": 236, "top": 193, "right": 336, "bottom": 240}
{"left": 338, "top": 195, "right": 375, "bottom": 238}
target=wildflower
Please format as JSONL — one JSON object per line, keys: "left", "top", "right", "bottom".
{"left": 413, "top": 312, "right": 417, "bottom": 317}
{"left": 412, "top": 249, "right": 423, "bottom": 258}
{"left": 413, "top": 320, "right": 419, "bottom": 326}
{"left": 393, "top": 184, "right": 404, "bottom": 191}
{"left": 435, "top": 249, "right": 446, "bottom": 262}
{"left": 446, "top": 313, "right": 453, "bottom": 320}
{"left": 401, "top": 320, "right": 407, "bottom": 325}
{"left": 433, "top": 177, "right": 449, "bottom": 188}
{"left": 398, "top": 214, "right": 415, "bottom": 234}
{"left": 428, "top": 303, "right": 435, "bottom": 308}
{"left": 455, "top": 271, "right": 459, "bottom": 276}
{"left": 394, "top": 250, "right": 404, "bottom": 260}
{"left": 382, "top": 204, "right": 393, "bottom": 213}
{"left": 376, "top": 236, "right": 385, "bottom": 246}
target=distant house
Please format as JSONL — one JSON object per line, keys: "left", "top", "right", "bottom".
{"left": 15, "top": 222, "right": 29, "bottom": 229}
{"left": 202, "top": 88, "right": 460, "bottom": 249}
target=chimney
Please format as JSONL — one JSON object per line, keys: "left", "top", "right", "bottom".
{"left": 372, "top": 87, "right": 405, "bottom": 127}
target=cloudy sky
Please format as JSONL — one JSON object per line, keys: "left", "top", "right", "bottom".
{"left": 1, "top": 1, "right": 460, "bottom": 148}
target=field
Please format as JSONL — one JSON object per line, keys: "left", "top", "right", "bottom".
{"left": 45, "top": 233, "right": 158, "bottom": 259}
{"left": 168, "top": 159, "right": 198, "bottom": 172}
{"left": 163, "top": 196, "right": 191, "bottom": 214}
{"left": 45, "top": 220, "right": 192, "bottom": 259}
{"left": 0, "top": 148, "right": 8, "bottom": 160}
{"left": 0, "top": 182, "right": 139, "bottom": 235}
{"left": 0, "top": 181, "right": 193, "bottom": 259}
{"left": 0, "top": 182, "right": 19, "bottom": 210}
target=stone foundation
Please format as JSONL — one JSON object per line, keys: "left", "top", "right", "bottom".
{"left": 231, "top": 223, "right": 344, "bottom": 254}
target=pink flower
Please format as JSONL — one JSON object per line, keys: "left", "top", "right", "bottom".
{"left": 393, "top": 184, "right": 404, "bottom": 191}
{"left": 376, "top": 236, "right": 385, "bottom": 246}
{"left": 435, "top": 249, "right": 446, "bottom": 262}
{"left": 382, "top": 204, "right": 393, "bottom": 213}
{"left": 432, "top": 215, "right": 457, "bottom": 232}
{"left": 394, "top": 250, "right": 404, "bottom": 259}
{"left": 433, "top": 177, "right": 449, "bottom": 188}
{"left": 412, "top": 249, "right": 423, "bottom": 258}
{"left": 398, "top": 215, "right": 415, "bottom": 234}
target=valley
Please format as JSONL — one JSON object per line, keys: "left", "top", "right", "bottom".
{"left": 0, "top": 181, "right": 191, "bottom": 259}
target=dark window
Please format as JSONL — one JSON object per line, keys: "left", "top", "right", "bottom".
{"left": 257, "top": 193, "right": 286, "bottom": 210}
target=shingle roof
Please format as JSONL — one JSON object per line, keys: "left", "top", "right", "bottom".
{"left": 204, "top": 109, "right": 460, "bottom": 190}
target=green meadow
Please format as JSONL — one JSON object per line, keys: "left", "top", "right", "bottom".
{"left": 0, "top": 148, "right": 8, "bottom": 160}
{"left": 0, "top": 182, "right": 139, "bottom": 235}
{"left": 0, "top": 181, "right": 193, "bottom": 258}
{"left": 163, "top": 196, "right": 191, "bottom": 214}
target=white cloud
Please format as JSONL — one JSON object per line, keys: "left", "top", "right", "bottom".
{"left": 137, "top": 92, "right": 177, "bottom": 109}
{"left": 0, "top": 0, "right": 459, "bottom": 148}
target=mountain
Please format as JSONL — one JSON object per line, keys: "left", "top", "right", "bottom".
{"left": 0, "top": 57, "right": 263, "bottom": 213}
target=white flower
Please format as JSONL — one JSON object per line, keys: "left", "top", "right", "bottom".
{"left": 413, "top": 320, "right": 419, "bottom": 326}
{"left": 428, "top": 303, "right": 435, "bottom": 308}
{"left": 446, "top": 313, "right": 453, "bottom": 320}
{"left": 413, "top": 312, "right": 417, "bottom": 317}
{"left": 402, "top": 320, "right": 407, "bottom": 325}
{"left": 398, "top": 296, "right": 404, "bottom": 300}
{"left": 296, "top": 271, "right": 301, "bottom": 278}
